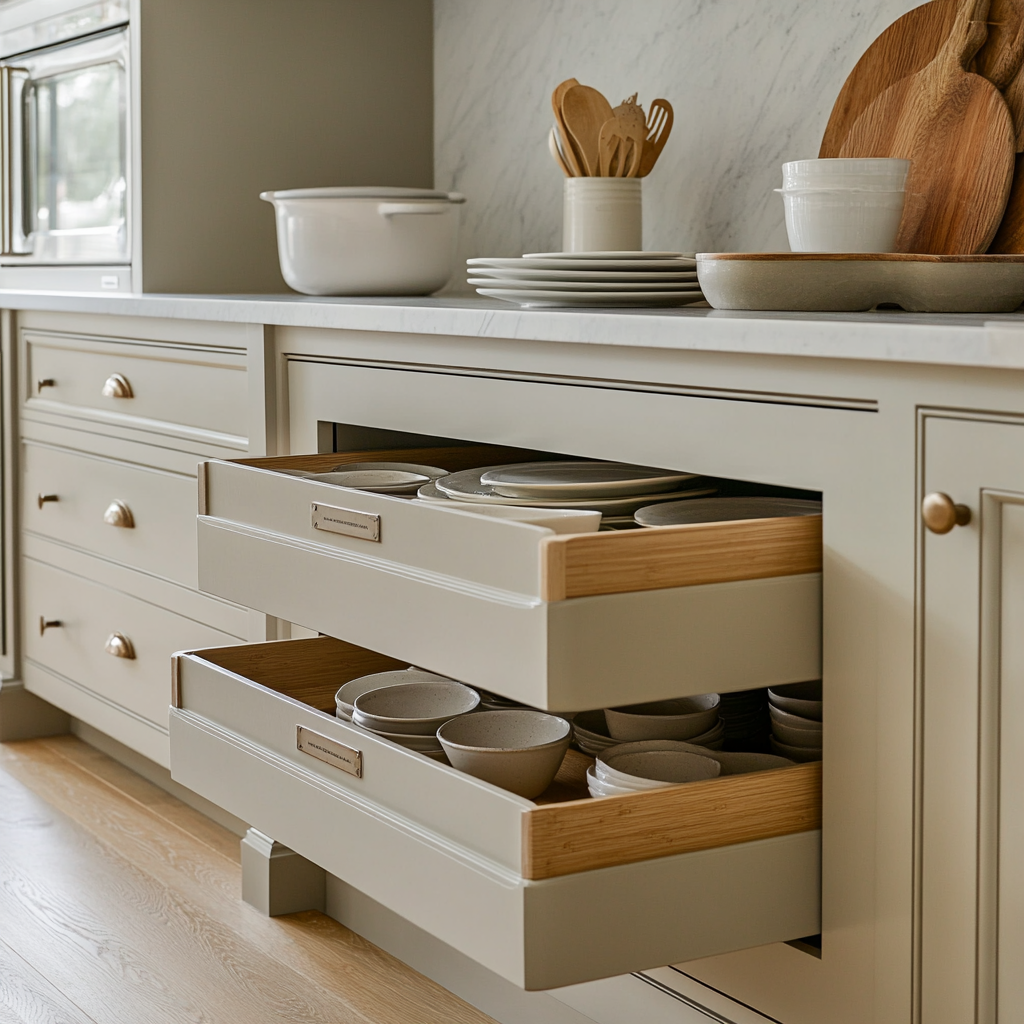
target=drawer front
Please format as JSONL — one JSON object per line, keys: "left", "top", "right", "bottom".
{"left": 170, "top": 636, "right": 822, "bottom": 990}
{"left": 198, "top": 450, "right": 823, "bottom": 710}
{"left": 24, "top": 330, "right": 247, "bottom": 441}
{"left": 24, "top": 557, "right": 241, "bottom": 728}
{"left": 24, "top": 441, "right": 199, "bottom": 587}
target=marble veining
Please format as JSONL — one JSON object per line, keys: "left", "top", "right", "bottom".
{"left": 434, "top": 0, "right": 921, "bottom": 286}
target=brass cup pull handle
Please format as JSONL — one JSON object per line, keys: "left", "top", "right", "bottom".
{"left": 37, "top": 493, "right": 58, "bottom": 509}
{"left": 103, "top": 500, "right": 135, "bottom": 529}
{"left": 104, "top": 632, "right": 136, "bottom": 659}
{"left": 923, "top": 492, "right": 972, "bottom": 534}
{"left": 36, "top": 378, "right": 55, "bottom": 391}
{"left": 39, "top": 617, "right": 61, "bottom": 635}
{"left": 101, "top": 373, "right": 133, "bottom": 399}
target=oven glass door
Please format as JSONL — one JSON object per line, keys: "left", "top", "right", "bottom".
{"left": 13, "top": 26, "right": 129, "bottom": 263}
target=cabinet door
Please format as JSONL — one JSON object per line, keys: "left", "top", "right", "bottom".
{"left": 921, "top": 414, "right": 1024, "bottom": 1024}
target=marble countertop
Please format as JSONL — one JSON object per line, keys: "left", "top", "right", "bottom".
{"left": 5, "top": 290, "right": 1024, "bottom": 370}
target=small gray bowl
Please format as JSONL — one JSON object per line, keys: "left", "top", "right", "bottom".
{"left": 437, "top": 710, "right": 571, "bottom": 798}
{"left": 604, "top": 693, "right": 720, "bottom": 741}
{"left": 768, "top": 680, "right": 822, "bottom": 721}
{"left": 335, "top": 668, "right": 450, "bottom": 719}
{"left": 353, "top": 680, "right": 479, "bottom": 735}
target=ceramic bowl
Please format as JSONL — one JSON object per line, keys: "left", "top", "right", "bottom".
{"left": 335, "top": 668, "right": 452, "bottom": 719}
{"left": 313, "top": 469, "right": 431, "bottom": 493}
{"left": 571, "top": 709, "right": 618, "bottom": 754}
{"left": 598, "top": 739, "right": 792, "bottom": 778}
{"left": 436, "top": 710, "right": 571, "bottom": 798}
{"left": 599, "top": 748, "right": 721, "bottom": 787}
{"left": 350, "top": 725, "right": 445, "bottom": 752}
{"left": 604, "top": 693, "right": 720, "bottom": 742}
{"left": 778, "top": 187, "right": 905, "bottom": 253}
{"left": 353, "top": 680, "right": 479, "bottom": 735}
{"left": 771, "top": 719, "right": 822, "bottom": 748}
{"left": 770, "top": 736, "right": 822, "bottom": 763}
{"left": 782, "top": 158, "right": 910, "bottom": 191}
{"left": 768, "top": 681, "right": 823, "bottom": 721}
{"left": 586, "top": 765, "right": 638, "bottom": 797}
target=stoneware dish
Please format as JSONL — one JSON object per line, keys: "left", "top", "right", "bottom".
{"left": 781, "top": 158, "right": 911, "bottom": 191}
{"left": 777, "top": 187, "right": 906, "bottom": 253}
{"left": 604, "top": 694, "right": 720, "bottom": 742}
{"left": 260, "top": 186, "right": 465, "bottom": 296}
{"left": 771, "top": 719, "right": 823, "bottom": 748}
{"left": 697, "top": 253, "right": 1024, "bottom": 313}
{"left": 770, "top": 736, "right": 822, "bottom": 763}
{"left": 413, "top": 499, "right": 602, "bottom": 534}
{"left": 335, "top": 668, "right": 452, "bottom": 721}
{"left": 769, "top": 704, "right": 823, "bottom": 730}
{"left": 352, "top": 680, "right": 479, "bottom": 735}
{"left": 768, "top": 680, "right": 823, "bottom": 721}
{"left": 597, "top": 748, "right": 721, "bottom": 788}
{"left": 597, "top": 739, "right": 792, "bottom": 778}
{"left": 634, "top": 495, "right": 821, "bottom": 528}
{"left": 314, "top": 469, "right": 431, "bottom": 493}
{"left": 571, "top": 709, "right": 618, "bottom": 755}
{"left": 436, "top": 710, "right": 572, "bottom": 798}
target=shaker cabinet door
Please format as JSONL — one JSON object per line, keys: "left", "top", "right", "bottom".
{"left": 920, "top": 414, "right": 1024, "bottom": 1024}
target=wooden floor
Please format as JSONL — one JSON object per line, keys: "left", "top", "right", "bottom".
{"left": 0, "top": 735, "right": 497, "bottom": 1024}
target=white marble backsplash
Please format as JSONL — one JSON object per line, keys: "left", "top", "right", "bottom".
{"left": 434, "top": 0, "right": 920, "bottom": 289}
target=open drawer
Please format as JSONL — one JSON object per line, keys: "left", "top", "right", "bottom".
{"left": 197, "top": 445, "right": 822, "bottom": 710}
{"left": 169, "top": 635, "right": 822, "bottom": 990}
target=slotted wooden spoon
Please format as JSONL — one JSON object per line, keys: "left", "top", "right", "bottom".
{"left": 561, "top": 84, "right": 614, "bottom": 176}
{"left": 638, "top": 99, "right": 673, "bottom": 177}
{"left": 838, "top": 0, "right": 1015, "bottom": 253}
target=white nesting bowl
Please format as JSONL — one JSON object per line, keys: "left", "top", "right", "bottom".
{"left": 436, "top": 710, "right": 571, "bottom": 798}
{"left": 604, "top": 694, "right": 720, "bottom": 742}
{"left": 353, "top": 680, "right": 479, "bottom": 735}
{"left": 779, "top": 188, "right": 906, "bottom": 253}
{"left": 768, "top": 681, "right": 823, "bottom": 721}
{"left": 599, "top": 748, "right": 721, "bottom": 788}
{"left": 770, "top": 737, "right": 822, "bottom": 763}
{"left": 771, "top": 719, "right": 823, "bottom": 748}
{"left": 335, "top": 668, "right": 452, "bottom": 720}
{"left": 782, "top": 158, "right": 910, "bottom": 191}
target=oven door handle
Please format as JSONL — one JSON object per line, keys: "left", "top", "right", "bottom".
{"left": 0, "top": 66, "right": 30, "bottom": 257}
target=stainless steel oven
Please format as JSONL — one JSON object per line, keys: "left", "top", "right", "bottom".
{"left": 0, "top": 1, "right": 129, "bottom": 270}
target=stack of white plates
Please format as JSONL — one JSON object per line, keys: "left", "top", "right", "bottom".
{"left": 467, "top": 251, "right": 703, "bottom": 308}
{"left": 768, "top": 681, "right": 822, "bottom": 762}
{"left": 587, "top": 744, "right": 721, "bottom": 797}
{"left": 420, "top": 460, "right": 716, "bottom": 515}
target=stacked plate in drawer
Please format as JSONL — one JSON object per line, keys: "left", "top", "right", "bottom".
{"left": 467, "top": 251, "right": 703, "bottom": 307}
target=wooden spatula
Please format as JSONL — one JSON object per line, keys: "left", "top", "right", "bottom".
{"left": 561, "top": 85, "right": 614, "bottom": 177}
{"left": 838, "top": 0, "right": 1015, "bottom": 253}
{"left": 638, "top": 99, "right": 674, "bottom": 177}
{"left": 552, "top": 78, "right": 584, "bottom": 176}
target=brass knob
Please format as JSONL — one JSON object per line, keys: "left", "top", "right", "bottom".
{"left": 39, "top": 617, "right": 61, "bottom": 635}
{"left": 104, "top": 632, "right": 136, "bottom": 659}
{"left": 101, "top": 373, "right": 133, "bottom": 399}
{"left": 37, "top": 493, "right": 58, "bottom": 509}
{"left": 37, "top": 378, "right": 55, "bottom": 391}
{"left": 923, "top": 492, "right": 972, "bottom": 534}
{"left": 103, "top": 500, "right": 135, "bottom": 528}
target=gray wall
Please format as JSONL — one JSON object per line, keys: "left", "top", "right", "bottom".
{"left": 434, "top": 0, "right": 921, "bottom": 287}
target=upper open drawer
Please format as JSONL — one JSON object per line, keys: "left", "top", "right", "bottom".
{"left": 170, "top": 635, "right": 821, "bottom": 990}
{"left": 197, "top": 446, "right": 823, "bottom": 710}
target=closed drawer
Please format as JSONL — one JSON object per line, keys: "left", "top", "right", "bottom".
{"left": 24, "top": 330, "right": 247, "bottom": 442}
{"left": 24, "top": 557, "right": 241, "bottom": 728}
{"left": 24, "top": 441, "right": 198, "bottom": 587}
{"left": 197, "top": 446, "right": 822, "bottom": 710}
{"left": 170, "top": 635, "right": 821, "bottom": 990}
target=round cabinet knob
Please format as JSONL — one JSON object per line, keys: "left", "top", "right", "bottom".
{"left": 101, "top": 373, "right": 133, "bottom": 399}
{"left": 39, "top": 617, "right": 62, "bottom": 635}
{"left": 104, "top": 632, "right": 136, "bottom": 660}
{"left": 103, "top": 500, "right": 135, "bottom": 529}
{"left": 37, "top": 493, "right": 58, "bottom": 509}
{"left": 922, "top": 492, "right": 972, "bottom": 534}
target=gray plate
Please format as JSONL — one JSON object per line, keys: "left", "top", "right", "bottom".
{"left": 634, "top": 496, "right": 822, "bottom": 528}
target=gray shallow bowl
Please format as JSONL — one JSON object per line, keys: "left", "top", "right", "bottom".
{"left": 768, "top": 680, "right": 823, "bottom": 722}
{"left": 771, "top": 719, "right": 822, "bottom": 748}
{"left": 599, "top": 748, "right": 721, "bottom": 788}
{"left": 353, "top": 680, "right": 479, "bottom": 734}
{"left": 604, "top": 693, "right": 720, "bottom": 741}
{"left": 597, "top": 740, "right": 793, "bottom": 777}
{"left": 437, "top": 710, "right": 571, "bottom": 798}
{"left": 335, "top": 669, "right": 451, "bottom": 718}
{"left": 770, "top": 736, "right": 822, "bottom": 763}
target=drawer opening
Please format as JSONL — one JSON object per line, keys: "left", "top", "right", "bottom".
{"left": 175, "top": 635, "right": 822, "bottom": 883}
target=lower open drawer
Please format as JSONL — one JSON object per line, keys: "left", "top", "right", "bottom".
{"left": 169, "top": 636, "right": 822, "bottom": 990}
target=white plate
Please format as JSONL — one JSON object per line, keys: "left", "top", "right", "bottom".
{"left": 478, "top": 461, "right": 697, "bottom": 499}
{"left": 431, "top": 468, "right": 716, "bottom": 512}
{"left": 523, "top": 251, "right": 694, "bottom": 260}
{"left": 476, "top": 287, "right": 704, "bottom": 308}
{"left": 468, "top": 257, "right": 697, "bottom": 271}
{"left": 467, "top": 267, "right": 699, "bottom": 282}
{"left": 634, "top": 496, "right": 822, "bottom": 528}
{"left": 468, "top": 278, "right": 699, "bottom": 292}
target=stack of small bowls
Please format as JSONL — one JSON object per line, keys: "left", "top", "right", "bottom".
{"left": 604, "top": 694, "right": 723, "bottom": 744}
{"left": 776, "top": 158, "right": 910, "bottom": 253}
{"left": 350, "top": 679, "right": 480, "bottom": 760}
{"left": 768, "top": 680, "right": 822, "bottom": 763}
{"left": 336, "top": 668, "right": 454, "bottom": 721}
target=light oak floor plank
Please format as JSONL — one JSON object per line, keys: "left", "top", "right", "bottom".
{"left": 0, "top": 737, "right": 496, "bottom": 1024}
{"left": 0, "top": 938, "right": 96, "bottom": 1024}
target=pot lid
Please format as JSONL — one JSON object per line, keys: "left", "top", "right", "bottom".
{"left": 260, "top": 186, "right": 465, "bottom": 202}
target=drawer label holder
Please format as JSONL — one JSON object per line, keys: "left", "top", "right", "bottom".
{"left": 311, "top": 502, "right": 380, "bottom": 542}
{"left": 296, "top": 726, "right": 362, "bottom": 778}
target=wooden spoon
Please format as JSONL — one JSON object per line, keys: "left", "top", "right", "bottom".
{"left": 552, "top": 78, "right": 584, "bottom": 176}
{"left": 638, "top": 99, "right": 673, "bottom": 177}
{"left": 838, "top": 0, "right": 1015, "bottom": 253}
{"left": 561, "top": 84, "right": 614, "bottom": 176}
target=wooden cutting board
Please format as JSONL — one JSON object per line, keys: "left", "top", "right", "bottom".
{"left": 820, "top": 0, "right": 1024, "bottom": 157}
{"left": 837, "top": 0, "right": 1015, "bottom": 253}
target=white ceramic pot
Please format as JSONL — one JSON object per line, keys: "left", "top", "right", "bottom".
{"left": 778, "top": 187, "right": 906, "bottom": 253}
{"left": 260, "top": 186, "right": 465, "bottom": 296}
{"left": 782, "top": 158, "right": 910, "bottom": 191}
{"left": 562, "top": 178, "right": 642, "bottom": 252}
